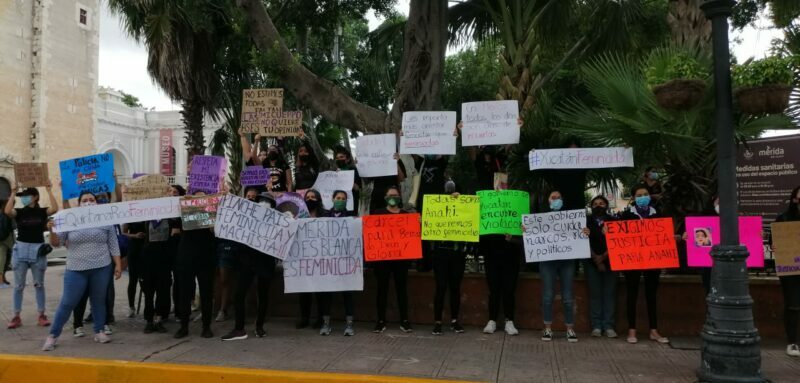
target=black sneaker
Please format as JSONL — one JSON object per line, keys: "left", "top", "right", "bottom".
{"left": 450, "top": 320, "right": 465, "bottom": 333}
{"left": 542, "top": 328, "right": 553, "bottom": 342}
{"left": 201, "top": 327, "right": 213, "bottom": 338}
{"left": 155, "top": 322, "right": 168, "bottom": 333}
{"left": 255, "top": 327, "right": 267, "bottom": 338}
{"left": 373, "top": 321, "right": 386, "bottom": 333}
{"left": 221, "top": 329, "right": 248, "bottom": 341}
{"left": 432, "top": 322, "right": 443, "bottom": 335}
{"left": 400, "top": 320, "right": 413, "bottom": 333}
{"left": 143, "top": 322, "right": 156, "bottom": 334}
{"left": 174, "top": 326, "right": 188, "bottom": 339}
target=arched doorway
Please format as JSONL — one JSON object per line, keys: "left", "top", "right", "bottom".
{"left": 105, "top": 149, "right": 131, "bottom": 178}
{"left": 0, "top": 177, "right": 10, "bottom": 201}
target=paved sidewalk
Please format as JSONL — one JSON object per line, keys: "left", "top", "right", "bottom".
{"left": 0, "top": 264, "right": 798, "bottom": 382}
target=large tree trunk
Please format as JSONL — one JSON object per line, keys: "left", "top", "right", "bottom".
{"left": 667, "top": 0, "right": 712, "bottom": 49}
{"left": 182, "top": 99, "right": 206, "bottom": 163}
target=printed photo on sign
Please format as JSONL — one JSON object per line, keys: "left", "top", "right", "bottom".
{"left": 421, "top": 194, "right": 480, "bottom": 242}
{"left": 51, "top": 197, "right": 181, "bottom": 233}
{"left": 522, "top": 210, "right": 590, "bottom": 262}
{"left": 528, "top": 147, "right": 634, "bottom": 171}
{"left": 188, "top": 155, "right": 227, "bottom": 195}
{"left": 399, "top": 111, "right": 457, "bottom": 155}
{"left": 59, "top": 153, "right": 116, "bottom": 200}
{"left": 214, "top": 194, "right": 298, "bottom": 260}
{"left": 685, "top": 216, "right": 764, "bottom": 268}
{"left": 606, "top": 218, "right": 680, "bottom": 271}
{"left": 461, "top": 100, "right": 519, "bottom": 147}
{"left": 355, "top": 134, "right": 398, "bottom": 178}
{"left": 283, "top": 217, "right": 364, "bottom": 293}
{"left": 363, "top": 214, "right": 422, "bottom": 262}
{"left": 312, "top": 171, "right": 355, "bottom": 211}
{"left": 275, "top": 192, "right": 310, "bottom": 218}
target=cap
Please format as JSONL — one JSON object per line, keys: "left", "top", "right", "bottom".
{"left": 16, "top": 188, "right": 39, "bottom": 197}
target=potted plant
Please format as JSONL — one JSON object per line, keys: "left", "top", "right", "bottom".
{"left": 732, "top": 55, "right": 797, "bottom": 115}
{"left": 645, "top": 49, "right": 710, "bottom": 111}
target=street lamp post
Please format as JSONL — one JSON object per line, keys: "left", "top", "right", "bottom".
{"left": 698, "top": 1, "right": 763, "bottom": 382}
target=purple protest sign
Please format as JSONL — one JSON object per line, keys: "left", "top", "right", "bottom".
{"left": 276, "top": 192, "right": 310, "bottom": 218}
{"left": 188, "top": 155, "right": 227, "bottom": 194}
{"left": 132, "top": 173, "right": 146, "bottom": 179}
{"left": 240, "top": 166, "right": 271, "bottom": 186}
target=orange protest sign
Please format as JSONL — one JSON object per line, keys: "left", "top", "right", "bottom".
{"left": 362, "top": 213, "right": 422, "bottom": 262}
{"left": 606, "top": 217, "right": 680, "bottom": 271}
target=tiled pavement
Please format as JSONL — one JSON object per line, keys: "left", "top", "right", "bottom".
{"left": 0, "top": 263, "right": 798, "bottom": 382}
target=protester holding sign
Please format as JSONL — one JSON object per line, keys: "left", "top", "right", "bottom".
{"left": 294, "top": 142, "right": 320, "bottom": 195}
{"left": 41, "top": 192, "right": 122, "bottom": 351}
{"left": 584, "top": 196, "right": 619, "bottom": 338}
{"left": 295, "top": 189, "right": 326, "bottom": 330}
{"left": 166, "top": 185, "right": 186, "bottom": 321}
{"left": 334, "top": 146, "right": 362, "bottom": 213}
{"left": 618, "top": 185, "right": 669, "bottom": 344}
{"left": 771, "top": 185, "right": 800, "bottom": 357}
{"left": 240, "top": 130, "right": 292, "bottom": 192}
{"left": 4, "top": 181, "right": 59, "bottom": 330}
{"left": 430, "top": 186, "right": 468, "bottom": 336}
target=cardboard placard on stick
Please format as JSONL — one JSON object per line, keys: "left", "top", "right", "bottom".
{"left": 180, "top": 193, "right": 224, "bottom": 231}
{"left": 363, "top": 214, "right": 422, "bottom": 262}
{"left": 240, "top": 88, "right": 303, "bottom": 136}
{"left": 606, "top": 218, "right": 680, "bottom": 271}
{"left": 14, "top": 163, "right": 49, "bottom": 188}
{"left": 123, "top": 175, "right": 172, "bottom": 201}
{"left": 771, "top": 221, "right": 800, "bottom": 276}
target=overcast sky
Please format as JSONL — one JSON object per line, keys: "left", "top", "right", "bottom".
{"left": 99, "top": 1, "right": 784, "bottom": 112}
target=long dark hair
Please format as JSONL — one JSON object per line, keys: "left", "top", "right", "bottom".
{"left": 296, "top": 142, "right": 319, "bottom": 170}
{"left": 171, "top": 185, "right": 186, "bottom": 196}
{"left": 785, "top": 185, "right": 800, "bottom": 220}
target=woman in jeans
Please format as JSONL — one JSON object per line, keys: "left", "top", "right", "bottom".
{"left": 619, "top": 184, "right": 669, "bottom": 344}
{"left": 5, "top": 183, "right": 59, "bottom": 329}
{"left": 296, "top": 189, "right": 325, "bottom": 329}
{"left": 584, "top": 195, "right": 618, "bottom": 338}
{"left": 772, "top": 185, "right": 800, "bottom": 357}
{"left": 42, "top": 191, "right": 122, "bottom": 350}
{"left": 537, "top": 190, "right": 578, "bottom": 342}
{"left": 319, "top": 190, "right": 356, "bottom": 336}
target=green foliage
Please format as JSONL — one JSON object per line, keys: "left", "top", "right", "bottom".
{"left": 644, "top": 48, "right": 710, "bottom": 87}
{"left": 119, "top": 91, "right": 143, "bottom": 108}
{"left": 732, "top": 55, "right": 799, "bottom": 87}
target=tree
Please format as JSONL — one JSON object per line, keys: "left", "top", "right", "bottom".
{"left": 667, "top": 0, "right": 711, "bottom": 49}
{"left": 119, "top": 91, "right": 143, "bottom": 108}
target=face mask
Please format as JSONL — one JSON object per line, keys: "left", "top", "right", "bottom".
{"left": 591, "top": 206, "right": 607, "bottom": 216}
{"left": 714, "top": 205, "right": 720, "bottom": 215}
{"left": 635, "top": 195, "right": 651, "bottom": 207}
{"left": 20, "top": 196, "right": 33, "bottom": 206}
{"left": 81, "top": 201, "right": 97, "bottom": 207}
{"left": 268, "top": 152, "right": 279, "bottom": 161}
{"left": 385, "top": 196, "right": 400, "bottom": 207}
{"left": 335, "top": 159, "right": 349, "bottom": 169}
{"left": 258, "top": 201, "right": 272, "bottom": 209}
{"left": 444, "top": 181, "right": 456, "bottom": 194}
{"left": 549, "top": 199, "right": 563, "bottom": 211}
{"left": 333, "top": 200, "right": 347, "bottom": 211}
{"left": 299, "top": 154, "right": 310, "bottom": 162}
{"left": 96, "top": 198, "right": 109, "bottom": 205}
{"left": 305, "top": 199, "right": 319, "bottom": 211}
{"left": 424, "top": 155, "right": 436, "bottom": 161}
{"left": 648, "top": 172, "right": 659, "bottom": 181}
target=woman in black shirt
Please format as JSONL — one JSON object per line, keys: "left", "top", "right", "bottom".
{"left": 584, "top": 196, "right": 618, "bottom": 338}
{"left": 294, "top": 142, "right": 319, "bottom": 194}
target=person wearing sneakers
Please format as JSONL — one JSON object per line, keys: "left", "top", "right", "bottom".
{"left": 296, "top": 189, "right": 325, "bottom": 330}
{"left": 221, "top": 191, "right": 277, "bottom": 341}
{"left": 431, "top": 186, "right": 467, "bottom": 336}
{"left": 584, "top": 195, "right": 618, "bottom": 339}
{"left": 619, "top": 184, "right": 669, "bottom": 345}
{"left": 772, "top": 185, "right": 800, "bottom": 357}
{"left": 370, "top": 185, "right": 414, "bottom": 334}
{"left": 318, "top": 190, "right": 357, "bottom": 336}
{"left": 5, "top": 182, "right": 59, "bottom": 329}
{"left": 41, "top": 191, "right": 122, "bottom": 350}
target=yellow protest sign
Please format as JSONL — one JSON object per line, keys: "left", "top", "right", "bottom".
{"left": 421, "top": 194, "right": 480, "bottom": 242}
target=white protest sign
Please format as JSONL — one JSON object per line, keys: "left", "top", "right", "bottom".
{"left": 529, "top": 147, "right": 634, "bottom": 170}
{"left": 214, "top": 194, "right": 299, "bottom": 260}
{"left": 283, "top": 217, "right": 364, "bottom": 293}
{"left": 461, "top": 100, "right": 519, "bottom": 146}
{"left": 312, "top": 171, "right": 355, "bottom": 211}
{"left": 52, "top": 197, "right": 181, "bottom": 233}
{"left": 523, "top": 209, "right": 590, "bottom": 262}
{"left": 355, "top": 134, "right": 398, "bottom": 178}
{"left": 400, "top": 111, "right": 457, "bottom": 155}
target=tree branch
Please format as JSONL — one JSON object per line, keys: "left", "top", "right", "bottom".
{"left": 236, "top": 0, "right": 387, "bottom": 134}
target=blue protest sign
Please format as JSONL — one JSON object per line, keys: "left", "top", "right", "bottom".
{"left": 59, "top": 153, "right": 116, "bottom": 199}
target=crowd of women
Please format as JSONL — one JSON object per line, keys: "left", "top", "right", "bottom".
{"left": 1, "top": 129, "right": 797, "bottom": 358}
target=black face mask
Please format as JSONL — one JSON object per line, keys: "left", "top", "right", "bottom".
{"left": 335, "top": 159, "right": 349, "bottom": 168}
{"left": 591, "top": 206, "right": 607, "bottom": 216}
{"left": 305, "top": 199, "right": 319, "bottom": 211}
{"left": 299, "top": 154, "right": 310, "bottom": 162}
{"left": 268, "top": 152, "right": 279, "bottom": 161}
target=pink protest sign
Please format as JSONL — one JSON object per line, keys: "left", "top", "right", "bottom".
{"left": 685, "top": 216, "right": 764, "bottom": 268}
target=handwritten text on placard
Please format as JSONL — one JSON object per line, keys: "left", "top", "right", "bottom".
{"left": 461, "top": 101, "right": 519, "bottom": 146}
{"left": 355, "top": 134, "right": 398, "bottom": 177}
{"left": 522, "top": 210, "right": 590, "bottom": 262}
{"left": 363, "top": 214, "right": 422, "bottom": 261}
{"left": 52, "top": 197, "right": 181, "bottom": 233}
{"left": 529, "top": 147, "right": 634, "bottom": 170}
{"left": 606, "top": 218, "right": 680, "bottom": 271}
{"left": 214, "top": 194, "right": 298, "bottom": 260}
{"left": 400, "top": 112, "right": 457, "bottom": 155}
{"left": 421, "top": 194, "right": 480, "bottom": 242}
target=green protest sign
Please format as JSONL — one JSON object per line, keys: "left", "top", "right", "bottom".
{"left": 478, "top": 190, "right": 530, "bottom": 235}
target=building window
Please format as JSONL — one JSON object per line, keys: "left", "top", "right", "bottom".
{"left": 76, "top": 4, "right": 91, "bottom": 30}
{"left": 79, "top": 9, "right": 87, "bottom": 25}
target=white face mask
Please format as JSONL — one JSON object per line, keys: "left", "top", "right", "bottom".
{"left": 81, "top": 201, "right": 97, "bottom": 207}
{"left": 714, "top": 205, "right": 720, "bottom": 215}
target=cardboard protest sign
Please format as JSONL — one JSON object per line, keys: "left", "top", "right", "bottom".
{"left": 355, "top": 134, "right": 398, "bottom": 178}
{"left": 399, "top": 111, "right": 457, "bottom": 155}
{"left": 283, "top": 217, "right": 364, "bottom": 293}
{"left": 122, "top": 174, "right": 171, "bottom": 201}
{"left": 59, "top": 153, "right": 116, "bottom": 199}
{"left": 14, "top": 163, "right": 49, "bottom": 188}
{"left": 771, "top": 221, "right": 800, "bottom": 276}
{"left": 214, "top": 194, "right": 298, "bottom": 260}
{"left": 461, "top": 100, "right": 519, "bottom": 146}
{"left": 478, "top": 190, "right": 529, "bottom": 235}
{"left": 421, "top": 194, "right": 480, "bottom": 242}
{"left": 363, "top": 214, "right": 422, "bottom": 261}
{"left": 606, "top": 218, "right": 680, "bottom": 271}
{"left": 240, "top": 166, "right": 271, "bottom": 186}
{"left": 275, "top": 192, "right": 310, "bottom": 218}
{"left": 312, "top": 171, "right": 355, "bottom": 211}
{"left": 240, "top": 88, "right": 303, "bottom": 136}
{"left": 686, "top": 216, "right": 764, "bottom": 268}
{"left": 180, "top": 193, "right": 224, "bottom": 231}
{"left": 51, "top": 197, "right": 181, "bottom": 233}
{"left": 522, "top": 210, "right": 590, "bottom": 262}
{"left": 188, "top": 155, "right": 226, "bottom": 195}
{"left": 528, "top": 147, "right": 634, "bottom": 170}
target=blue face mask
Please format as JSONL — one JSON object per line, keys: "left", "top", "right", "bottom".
{"left": 549, "top": 199, "right": 563, "bottom": 211}
{"left": 97, "top": 198, "right": 109, "bottom": 205}
{"left": 635, "top": 195, "right": 651, "bottom": 207}
{"left": 20, "top": 196, "right": 33, "bottom": 206}
{"left": 648, "top": 172, "right": 659, "bottom": 181}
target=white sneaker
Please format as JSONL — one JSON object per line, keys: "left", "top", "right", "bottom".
{"left": 483, "top": 320, "right": 497, "bottom": 334}
{"left": 504, "top": 320, "right": 519, "bottom": 336}
{"left": 103, "top": 325, "right": 113, "bottom": 335}
{"left": 94, "top": 332, "right": 111, "bottom": 344}
{"left": 591, "top": 328, "right": 602, "bottom": 337}
{"left": 42, "top": 336, "right": 57, "bottom": 351}
{"left": 787, "top": 344, "right": 800, "bottom": 357}
{"left": 73, "top": 326, "right": 86, "bottom": 338}
{"left": 606, "top": 329, "right": 618, "bottom": 338}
